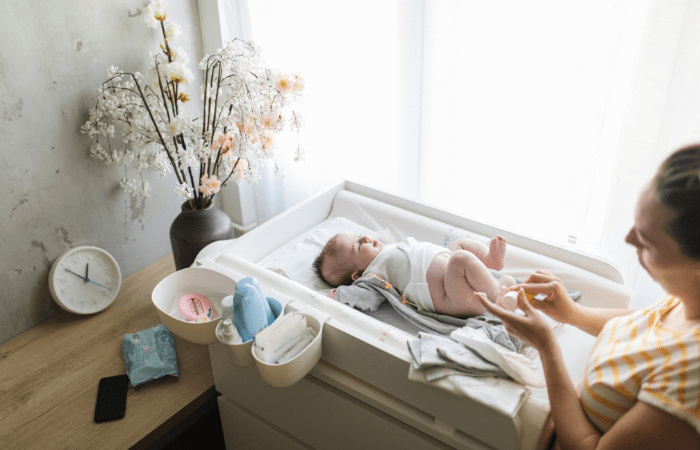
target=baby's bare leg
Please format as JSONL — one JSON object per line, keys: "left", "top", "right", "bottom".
{"left": 449, "top": 236, "right": 506, "bottom": 271}
{"left": 439, "top": 250, "right": 502, "bottom": 317}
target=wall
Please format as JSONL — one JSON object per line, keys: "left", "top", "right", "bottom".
{"left": 0, "top": 0, "right": 205, "bottom": 344}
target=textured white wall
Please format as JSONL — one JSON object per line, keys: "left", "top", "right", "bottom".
{"left": 0, "top": 0, "right": 205, "bottom": 344}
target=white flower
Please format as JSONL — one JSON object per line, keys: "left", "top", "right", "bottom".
{"left": 140, "top": 182, "right": 151, "bottom": 198}
{"left": 173, "top": 182, "right": 192, "bottom": 199}
{"left": 164, "top": 60, "right": 194, "bottom": 85}
{"left": 164, "top": 21, "right": 182, "bottom": 39}
{"left": 198, "top": 55, "right": 210, "bottom": 70}
{"left": 171, "top": 46, "right": 190, "bottom": 65}
{"left": 143, "top": 0, "right": 167, "bottom": 29}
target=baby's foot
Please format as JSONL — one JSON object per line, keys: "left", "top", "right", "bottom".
{"left": 483, "top": 236, "right": 507, "bottom": 271}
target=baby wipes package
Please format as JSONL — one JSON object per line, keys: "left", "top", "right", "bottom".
{"left": 122, "top": 324, "right": 179, "bottom": 387}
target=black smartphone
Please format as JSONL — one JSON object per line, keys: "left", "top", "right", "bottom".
{"left": 94, "top": 374, "right": 129, "bottom": 423}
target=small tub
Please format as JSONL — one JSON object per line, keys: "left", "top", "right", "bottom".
{"left": 252, "top": 306, "right": 329, "bottom": 388}
{"left": 152, "top": 267, "right": 242, "bottom": 345}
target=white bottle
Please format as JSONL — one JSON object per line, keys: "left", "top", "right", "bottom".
{"left": 217, "top": 318, "right": 243, "bottom": 345}
{"left": 220, "top": 295, "right": 234, "bottom": 323}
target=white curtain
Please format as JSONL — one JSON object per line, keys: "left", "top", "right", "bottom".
{"left": 225, "top": 0, "right": 700, "bottom": 308}
{"left": 222, "top": 0, "right": 313, "bottom": 225}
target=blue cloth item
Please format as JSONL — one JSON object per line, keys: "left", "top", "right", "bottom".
{"left": 122, "top": 324, "right": 179, "bottom": 387}
{"left": 233, "top": 277, "right": 282, "bottom": 342}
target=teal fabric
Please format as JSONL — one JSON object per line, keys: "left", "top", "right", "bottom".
{"left": 122, "top": 324, "right": 179, "bottom": 387}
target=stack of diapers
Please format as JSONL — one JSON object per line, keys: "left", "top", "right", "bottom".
{"left": 254, "top": 312, "right": 317, "bottom": 364}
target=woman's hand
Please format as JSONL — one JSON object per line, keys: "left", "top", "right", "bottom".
{"left": 476, "top": 288, "right": 556, "bottom": 352}
{"left": 507, "top": 270, "right": 581, "bottom": 326}
{"left": 328, "top": 288, "right": 337, "bottom": 300}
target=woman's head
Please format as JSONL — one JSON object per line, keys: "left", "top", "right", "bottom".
{"left": 313, "top": 232, "right": 384, "bottom": 287}
{"left": 654, "top": 145, "right": 700, "bottom": 260}
{"left": 626, "top": 145, "right": 700, "bottom": 292}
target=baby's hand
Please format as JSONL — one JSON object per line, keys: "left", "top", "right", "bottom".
{"left": 328, "top": 288, "right": 337, "bottom": 300}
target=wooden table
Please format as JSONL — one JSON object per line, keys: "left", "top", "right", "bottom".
{"left": 0, "top": 255, "right": 216, "bottom": 450}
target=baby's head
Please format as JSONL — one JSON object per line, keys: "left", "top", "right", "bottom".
{"left": 313, "top": 232, "right": 384, "bottom": 287}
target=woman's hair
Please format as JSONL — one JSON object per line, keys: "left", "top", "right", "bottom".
{"left": 654, "top": 144, "right": 700, "bottom": 260}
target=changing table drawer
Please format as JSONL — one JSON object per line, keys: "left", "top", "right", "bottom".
{"left": 213, "top": 358, "right": 456, "bottom": 450}
{"left": 218, "top": 395, "right": 310, "bottom": 450}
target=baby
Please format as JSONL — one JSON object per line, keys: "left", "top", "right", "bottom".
{"left": 312, "top": 233, "right": 516, "bottom": 318}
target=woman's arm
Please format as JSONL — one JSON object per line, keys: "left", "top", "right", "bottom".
{"left": 477, "top": 291, "right": 603, "bottom": 448}
{"left": 564, "top": 304, "right": 632, "bottom": 337}
{"left": 510, "top": 270, "right": 632, "bottom": 336}
{"left": 478, "top": 291, "right": 700, "bottom": 450}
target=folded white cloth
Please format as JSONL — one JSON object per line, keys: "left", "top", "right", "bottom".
{"left": 450, "top": 327, "right": 545, "bottom": 388}
{"left": 407, "top": 332, "right": 531, "bottom": 417}
{"left": 407, "top": 365, "right": 529, "bottom": 418}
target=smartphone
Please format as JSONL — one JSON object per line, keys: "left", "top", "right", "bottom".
{"left": 94, "top": 374, "right": 129, "bottom": 423}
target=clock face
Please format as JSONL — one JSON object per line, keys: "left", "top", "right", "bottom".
{"left": 48, "top": 246, "right": 122, "bottom": 314}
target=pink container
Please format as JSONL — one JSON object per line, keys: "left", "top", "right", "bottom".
{"left": 178, "top": 293, "right": 220, "bottom": 322}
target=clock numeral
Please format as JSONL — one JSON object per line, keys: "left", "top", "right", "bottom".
{"left": 92, "top": 297, "right": 99, "bottom": 305}
{"left": 68, "top": 296, "right": 76, "bottom": 304}
{"left": 60, "top": 288, "right": 66, "bottom": 294}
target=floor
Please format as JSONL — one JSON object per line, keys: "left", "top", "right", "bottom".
{"left": 156, "top": 394, "right": 226, "bottom": 450}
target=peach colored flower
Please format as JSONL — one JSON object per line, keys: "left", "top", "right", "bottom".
{"left": 211, "top": 133, "right": 235, "bottom": 156}
{"left": 259, "top": 113, "right": 278, "bottom": 130}
{"left": 274, "top": 73, "right": 292, "bottom": 93}
{"left": 232, "top": 159, "right": 249, "bottom": 182}
{"left": 292, "top": 74, "right": 304, "bottom": 92}
{"left": 260, "top": 130, "right": 274, "bottom": 153}
{"left": 198, "top": 174, "right": 221, "bottom": 196}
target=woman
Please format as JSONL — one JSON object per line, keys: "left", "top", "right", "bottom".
{"left": 477, "top": 145, "right": 700, "bottom": 450}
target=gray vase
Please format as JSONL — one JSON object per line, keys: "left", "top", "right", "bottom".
{"left": 170, "top": 201, "right": 236, "bottom": 270}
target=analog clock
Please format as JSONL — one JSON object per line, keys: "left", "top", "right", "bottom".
{"left": 48, "top": 246, "right": 122, "bottom": 314}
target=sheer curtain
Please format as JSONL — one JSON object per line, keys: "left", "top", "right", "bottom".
{"left": 224, "top": 0, "right": 700, "bottom": 307}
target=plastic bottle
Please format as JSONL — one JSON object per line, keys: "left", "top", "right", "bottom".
{"left": 220, "top": 295, "right": 234, "bottom": 323}
{"left": 217, "top": 318, "right": 243, "bottom": 345}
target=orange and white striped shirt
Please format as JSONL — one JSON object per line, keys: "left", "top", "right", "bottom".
{"left": 579, "top": 295, "right": 700, "bottom": 433}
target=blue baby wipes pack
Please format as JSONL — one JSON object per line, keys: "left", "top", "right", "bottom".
{"left": 123, "top": 324, "right": 179, "bottom": 387}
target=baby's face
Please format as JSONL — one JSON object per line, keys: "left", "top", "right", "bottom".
{"left": 331, "top": 232, "right": 384, "bottom": 275}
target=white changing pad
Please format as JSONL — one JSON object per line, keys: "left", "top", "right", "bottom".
{"left": 208, "top": 187, "right": 635, "bottom": 449}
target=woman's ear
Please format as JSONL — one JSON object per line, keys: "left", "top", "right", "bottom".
{"left": 351, "top": 270, "right": 362, "bottom": 281}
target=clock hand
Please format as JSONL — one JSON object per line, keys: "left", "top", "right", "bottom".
{"left": 86, "top": 278, "right": 112, "bottom": 290}
{"left": 85, "top": 263, "right": 89, "bottom": 280}
{"left": 65, "top": 268, "right": 88, "bottom": 282}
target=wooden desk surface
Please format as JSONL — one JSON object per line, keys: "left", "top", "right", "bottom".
{"left": 0, "top": 255, "right": 216, "bottom": 450}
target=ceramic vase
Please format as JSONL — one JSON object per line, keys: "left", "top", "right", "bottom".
{"left": 170, "top": 201, "right": 236, "bottom": 270}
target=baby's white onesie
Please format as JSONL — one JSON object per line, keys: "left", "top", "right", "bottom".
{"left": 363, "top": 237, "right": 449, "bottom": 311}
